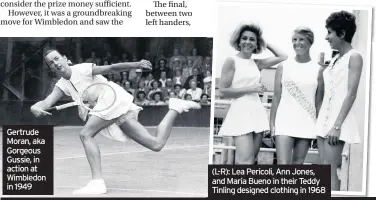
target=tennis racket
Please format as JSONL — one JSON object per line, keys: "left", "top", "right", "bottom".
{"left": 45, "top": 82, "right": 117, "bottom": 112}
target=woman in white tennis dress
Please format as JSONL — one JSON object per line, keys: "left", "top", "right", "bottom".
{"left": 218, "top": 23, "right": 287, "bottom": 165}
{"left": 30, "top": 49, "right": 201, "bottom": 195}
{"left": 270, "top": 27, "right": 322, "bottom": 164}
{"left": 316, "top": 11, "right": 363, "bottom": 191}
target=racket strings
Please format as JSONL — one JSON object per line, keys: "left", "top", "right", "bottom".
{"left": 80, "top": 83, "right": 117, "bottom": 112}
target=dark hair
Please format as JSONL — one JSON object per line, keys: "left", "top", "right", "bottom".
{"left": 184, "top": 93, "right": 192, "bottom": 99}
{"left": 174, "top": 84, "right": 182, "bottom": 89}
{"left": 136, "top": 91, "right": 146, "bottom": 98}
{"left": 152, "top": 91, "right": 163, "bottom": 101}
{"left": 158, "top": 58, "right": 167, "bottom": 67}
{"left": 44, "top": 49, "right": 58, "bottom": 57}
{"left": 325, "top": 10, "right": 357, "bottom": 43}
{"left": 230, "top": 23, "right": 266, "bottom": 54}
{"left": 151, "top": 80, "right": 162, "bottom": 88}
{"left": 201, "top": 94, "right": 209, "bottom": 99}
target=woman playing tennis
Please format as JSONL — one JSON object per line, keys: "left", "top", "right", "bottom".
{"left": 30, "top": 49, "right": 201, "bottom": 195}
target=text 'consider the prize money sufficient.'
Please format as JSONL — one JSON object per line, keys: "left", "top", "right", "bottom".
{"left": 2, "top": 0, "right": 132, "bottom": 26}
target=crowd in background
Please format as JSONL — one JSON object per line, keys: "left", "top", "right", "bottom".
{"left": 85, "top": 47, "right": 212, "bottom": 107}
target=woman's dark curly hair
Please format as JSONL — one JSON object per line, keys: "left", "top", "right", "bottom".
{"left": 230, "top": 23, "right": 266, "bottom": 54}
{"left": 325, "top": 10, "right": 357, "bottom": 43}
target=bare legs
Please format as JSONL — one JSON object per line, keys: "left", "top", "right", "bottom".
{"left": 79, "top": 115, "right": 116, "bottom": 180}
{"left": 275, "top": 136, "right": 310, "bottom": 164}
{"left": 118, "top": 110, "right": 179, "bottom": 151}
{"left": 234, "top": 132, "right": 263, "bottom": 165}
{"left": 317, "top": 136, "right": 345, "bottom": 191}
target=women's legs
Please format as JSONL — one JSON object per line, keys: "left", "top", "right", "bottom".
{"left": 275, "top": 136, "right": 294, "bottom": 164}
{"left": 253, "top": 132, "right": 264, "bottom": 163}
{"left": 118, "top": 98, "right": 201, "bottom": 151}
{"left": 118, "top": 110, "right": 179, "bottom": 151}
{"left": 317, "top": 137, "right": 345, "bottom": 191}
{"left": 79, "top": 115, "right": 116, "bottom": 179}
{"left": 316, "top": 137, "right": 326, "bottom": 164}
{"left": 73, "top": 115, "right": 116, "bottom": 195}
{"left": 291, "top": 138, "right": 311, "bottom": 164}
{"left": 233, "top": 133, "right": 256, "bottom": 165}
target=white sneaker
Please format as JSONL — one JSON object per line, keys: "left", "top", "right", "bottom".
{"left": 73, "top": 179, "right": 107, "bottom": 195}
{"left": 169, "top": 98, "right": 201, "bottom": 113}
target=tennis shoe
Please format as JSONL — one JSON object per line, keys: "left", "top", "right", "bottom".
{"left": 73, "top": 179, "right": 107, "bottom": 195}
{"left": 169, "top": 98, "right": 201, "bottom": 113}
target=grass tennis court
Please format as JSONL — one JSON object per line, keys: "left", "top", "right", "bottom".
{"left": 0, "top": 126, "right": 209, "bottom": 197}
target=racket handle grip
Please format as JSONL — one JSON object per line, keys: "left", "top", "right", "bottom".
{"left": 44, "top": 107, "right": 57, "bottom": 112}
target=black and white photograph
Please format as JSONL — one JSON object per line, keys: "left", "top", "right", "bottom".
{"left": 211, "top": 2, "right": 372, "bottom": 195}
{"left": 0, "top": 37, "right": 212, "bottom": 197}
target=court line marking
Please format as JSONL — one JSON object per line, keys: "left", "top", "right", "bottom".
{"left": 57, "top": 186, "right": 207, "bottom": 196}
{"left": 56, "top": 144, "right": 209, "bottom": 160}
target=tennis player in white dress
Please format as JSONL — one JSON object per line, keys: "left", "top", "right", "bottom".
{"left": 316, "top": 11, "right": 363, "bottom": 191}
{"left": 270, "top": 27, "right": 322, "bottom": 164}
{"left": 218, "top": 23, "right": 287, "bottom": 165}
{"left": 30, "top": 49, "right": 201, "bottom": 195}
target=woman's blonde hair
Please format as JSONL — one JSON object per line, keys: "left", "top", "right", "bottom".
{"left": 293, "top": 26, "right": 314, "bottom": 44}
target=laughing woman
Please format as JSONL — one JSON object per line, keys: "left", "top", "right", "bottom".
{"left": 218, "top": 23, "right": 287, "bottom": 165}
{"left": 316, "top": 11, "right": 363, "bottom": 191}
{"left": 270, "top": 27, "right": 323, "bottom": 165}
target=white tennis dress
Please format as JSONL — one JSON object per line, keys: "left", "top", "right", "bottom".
{"left": 218, "top": 55, "right": 269, "bottom": 136}
{"left": 55, "top": 63, "right": 142, "bottom": 142}
{"left": 275, "top": 58, "right": 320, "bottom": 139}
{"left": 316, "top": 49, "right": 361, "bottom": 144}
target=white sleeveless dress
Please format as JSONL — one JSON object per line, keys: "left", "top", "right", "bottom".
{"left": 218, "top": 55, "right": 269, "bottom": 136}
{"left": 275, "top": 58, "right": 320, "bottom": 139}
{"left": 316, "top": 49, "right": 361, "bottom": 144}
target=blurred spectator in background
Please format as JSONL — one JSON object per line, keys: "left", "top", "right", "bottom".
{"left": 202, "top": 56, "right": 212, "bottom": 73}
{"left": 169, "top": 47, "right": 186, "bottom": 68}
{"left": 153, "top": 58, "right": 172, "bottom": 79}
{"left": 184, "top": 67, "right": 204, "bottom": 89}
{"left": 103, "top": 51, "right": 113, "bottom": 65}
{"left": 171, "top": 57, "right": 183, "bottom": 73}
{"left": 174, "top": 84, "right": 186, "bottom": 99}
{"left": 144, "top": 73, "right": 155, "bottom": 89}
{"left": 165, "top": 91, "right": 177, "bottom": 104}
{"left": 120, "top": 71, "right": 129, "bottom": 87}
{"left": 134, "top": 81, "right": 149, "bottom": 99}
{"left": 172, "top": 69, "right": 186, "bottom": 86}
{"left": 148, "top": 80, "right": 163, "bottom": 100}
{"left": 186, "top": 80, "right": 203, "bottom": 102}
{"left": 200, "top": 94, "right": 210, "bottom": 105}
{"left": 184, "top": 93, "right": 193, "bottom": 101}
{"left": 187, "top": 47, "right": 203, "bottom": 69}
{"left": 162, "top": 78, "right": 174, "bottom": 97}
{"left": 121, "top": 53, "right": 130, "bottom": 62}
{"left": 108, "top": 73, "right": 115, "bottom": 82}
{"left": 203, "top": 71, "right": 212, "bottom": 96}
{"left": 123, "top": 81, "right": 135, "bottom": 96}
{"left": 131, "top": 69, "right": 144, "bottom": 89}
{"left": 159, "top": 71, "right": 168, "bottom": 87}
{"left": 134, "top": 91, "right": 149, "bottom": 106}
{"left": 86, "top": 51, "right": 101, "bottom": 66}
{"left": 149, "top": 92, "right": 166, "bottom": 106}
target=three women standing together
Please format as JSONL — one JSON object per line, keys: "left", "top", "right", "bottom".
{"left": 218, "top": 10, "right": 363, "bottom": 191}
